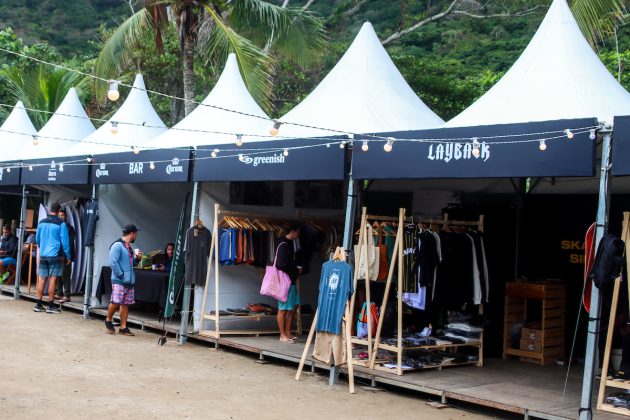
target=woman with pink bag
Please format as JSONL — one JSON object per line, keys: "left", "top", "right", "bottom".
{"left": 274, "top": 222, "right": 301, "bottom": 343}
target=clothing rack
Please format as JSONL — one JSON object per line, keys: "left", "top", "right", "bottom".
{"left": 198, "top": 205, "right": 340, "bottom": 339}
{"left": 349, "top": 208, "right": 485, "bottom": 375}
{"left": 597, "top": 212, "right": 630, "bottom": 416}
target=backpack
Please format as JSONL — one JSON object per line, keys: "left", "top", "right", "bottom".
{"left": 589, "top": 234, "right": 626, "bottom": 290}
{"left": 356, "top": 301, "right": 379, "bottom": 338}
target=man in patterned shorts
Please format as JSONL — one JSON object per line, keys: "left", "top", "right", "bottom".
{"left": 105, "top": 224, "right": 142, "bottom": 336}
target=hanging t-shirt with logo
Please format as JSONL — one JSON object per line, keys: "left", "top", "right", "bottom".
{"left": 315, "top": 260, "right": 354, "bottom": 335}
{"left": 83, "top": 199, "right": 99, "bottom": 247}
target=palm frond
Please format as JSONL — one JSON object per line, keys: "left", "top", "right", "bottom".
{"left": 94, "top": 8, "right": 156, "bottom": 95}
{"left": 222, "top": 0, "right": 326, "bottom": 67}
{"left": 201, "top": 4, "right": 275, "bottom": 113}
{"left": 571, "top": 0, "right": 625, "bottom": 45}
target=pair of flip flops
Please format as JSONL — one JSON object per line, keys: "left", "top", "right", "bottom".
{"left": 280, "top": 336, "right": 299, "bottom": 343}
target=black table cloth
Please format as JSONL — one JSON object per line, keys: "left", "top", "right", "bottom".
{"left": 97, "top": 266, "right": 170, "bottom": 309}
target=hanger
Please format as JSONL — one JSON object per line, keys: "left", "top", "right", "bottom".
{"left": 332, "top": 246, "right": 347, "bottom": 261}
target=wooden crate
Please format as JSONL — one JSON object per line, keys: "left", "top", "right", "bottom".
{"left": 503, "top": 281, "right": 565, "bottom": 366}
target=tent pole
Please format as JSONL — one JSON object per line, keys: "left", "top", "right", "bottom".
{"left": 179, "top": 181, "right": 198, "bottom": 345}
{"left": 579, "top": 126, "right": 612, "bottom": 420}
{"left": 329, "top": 154, "right": 358, "bottom": 385}
{"left": 13, "top": 185, "right": 27, "bottom": 300}
{"left": 83, "top": 184, "right": 97, "bottom": 319}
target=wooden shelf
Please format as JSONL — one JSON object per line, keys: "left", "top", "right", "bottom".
{"left": 601, "top": 403, "right": 630, "bottom": 416}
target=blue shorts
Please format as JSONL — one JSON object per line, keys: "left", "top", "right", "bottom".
{"left": 1, "top": 257, "right": 16, "bottom": 266}
{"left": 278, "top": 284, "right": 300, "bottom": 311}
{"left": 39, "top": 257, "right": 63, "bottom": 277}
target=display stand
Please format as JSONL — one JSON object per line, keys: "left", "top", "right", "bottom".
{"left": 597, "top": 211, "right": 630, "bottom": 416}
{"left": 197, "top": 204, "right": 337, "bottom": 338}
{"left": 350, "top": 208, "right": 485, "bottom": 376}
{"left": 295, "top": 246, "right": 355, "bottom": 394}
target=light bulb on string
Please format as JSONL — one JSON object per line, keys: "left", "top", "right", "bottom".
{"left": 235, "top": 134, "right": 243, "bottom": 147}
{"left": 539, "top": 140, "right": 547, "bottom": 151}
{"left": 28, "top": 165, "right": 33, "bottom": 171}
{"left": 340, "top": 141, "right": 346, "bottom": 149}
{"left": 564, "top": 129, "right": 574, "bottom": 139}
{"left": 107, "top": 80, "right": 120, "bottom": 102}
{"left": 589, "top": 129, "right": 597, "bottom": 140}
{"left": 383, "top": 137, "right": 395, "bottom": 152}
{"left": 472, "top": 137, "right": 481, "bottom": 158}
{"left": 59, "top": 163, "right": 64, "bottom": 172}
{"left": 211, "top": 149, "right": 219, "bottom": 158}
{"left": 283, "top": 148, "right": 289, "bottom": 157}
{"left": 346, "top": 133, "right": 354, "bottom": 140}
{"left": 361, "top": 141, "right": 369, "bottom": 152}
{"left": 269, "top": 120, "right": 281, "bottom": 136}
{"left": 133, "top": 146, "right": 140, "bottom": 155}
{"left": 6, "top": 167, "right": 10, "bottom": 173}
{"left": 149, "top": 161, "right": 155, "bottom": 170}
{"left": 32, "top": 135, "right": 39, "bottom": 146}
{"left": 110, "top": 121, "right": 119, "bottom": 134}
{"left": 86, "top": 157, "right": 93, "bottom": 163}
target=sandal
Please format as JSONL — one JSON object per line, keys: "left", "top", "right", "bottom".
{"left": 280, "top": 337, "right": 295, "bottom": 343}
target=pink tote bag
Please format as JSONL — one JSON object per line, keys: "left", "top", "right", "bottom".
{"left": 260, "top": 242, "right": 291, "bottom": 302}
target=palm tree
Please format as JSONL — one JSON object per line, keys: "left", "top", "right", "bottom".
{"left": 571, "top": 0, "right": 626, "bottom": 46}
{"left": 2, "top": 64, "right": 84, "bottom": 129}
{"left": 96, "top": 0, "right": 326, "bottom": 116}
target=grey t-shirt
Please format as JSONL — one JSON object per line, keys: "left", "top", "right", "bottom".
{"left": 184, "top": 226, "right": 211, "bottom": 286}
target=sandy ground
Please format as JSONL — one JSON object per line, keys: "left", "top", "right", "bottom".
{"left": 0, "top": 296, "right": 491, "bottom": 420}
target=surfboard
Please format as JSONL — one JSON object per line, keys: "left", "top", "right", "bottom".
{"left": 64, "top": 205, "right": 78, "bottom": 293}
{"left": 583, "top": 222, "right": 596, "bottom": 313}
{"left": 75, "top": 205, "right": 87, "bottom": 294}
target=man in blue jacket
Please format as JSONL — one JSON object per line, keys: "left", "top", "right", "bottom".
{"left": 105, "top": 224, "right": 142, "bottom": 336}
{"left": 34, "top": 203, "right": 71, "bottom": 314}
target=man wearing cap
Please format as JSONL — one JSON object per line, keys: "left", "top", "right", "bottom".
{"left": 34, "top": 203, "right": 71, "bottom": 314}
{"left": 105, "top": 224, "right": 142, "bottom": 336}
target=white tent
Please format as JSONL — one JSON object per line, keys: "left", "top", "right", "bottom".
{"left": 0, "top": 101, "right": 38, "bottom": 163}
{"left": 15, "top": 88, "right": 95, "bottom": 161}
{"left": 277, "top": 21, "right": 444, "bottom": 139}
{"left": 152, "top": 53, "right": 271, "bottom": 149}
{"left": 445, "top": 0, "right": 630, "bottom": 127}
{"left": 69, "top": 74, "right": 167, "bottom": 157}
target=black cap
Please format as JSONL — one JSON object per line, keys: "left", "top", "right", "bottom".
{"left": 122, "top": 224, "right": 140, "bottom": 235}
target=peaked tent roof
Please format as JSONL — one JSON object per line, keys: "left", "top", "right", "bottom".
{"left": 152, "top": 53, "right": 271, "bottom": 149}
{"left": 445, "top": 0, "right": 630, "bottom": 127}
{"left": 68, "top": 74, "right": 167, "bottom": 157}
{"left": 0, "top": 101, "right": 38, "bottom": 163}
{"left": 277, "top": 22, "right": 444, "bottom": 139}
{"left": 17, "top": 88, "right": 95, "bottom": 161}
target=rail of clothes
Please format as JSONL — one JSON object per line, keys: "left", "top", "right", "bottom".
{"left": 217, "top": 218, "right": 342, "bottom": 275}
{"left": 364, "top": 220, "right": 489, "bottom": 311}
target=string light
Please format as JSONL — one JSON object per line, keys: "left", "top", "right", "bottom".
{"left": 107, "top": 80, "right": 120, "bottom": 102}
{"left": 235, "top": 134, "right": 243, "bottom": 147}
{"left": 6, "top": 167, "right": 10, "bottom": 173}
{"left": 283, "top": 148, "right": 289, "bottom": 157}
{"left": 110, "top": 121, "right": 119, "bottom": 134}
{"left": 28, "top": 165, "right": 33, "bottom": 171}
{"left": 149, "top": 161, "right": 155, "bottom": 170}
{"left": 589, "top": 129, "right": 596, "bottom": 140}
{"left": 383, "top": 137, "right": 394, "bottom": 152}
{"left": 132, "top": 146, "right": 140, "bottom": 155}
{"left": 564, "top": 129, "right": 574, "bottom": 139}
{"left": 362, "top": 140, "right": 369, "bottom": 152}
{"left": 86, "top": 157, "right": 93, "bottom": 163}
{"left": 59, "top": 162, "right": 64, "bottom": 172}
{"left": 269, "top": 120, "right": 281, "bottom": 136}
{"left": 32, "top": 135, "right": 39, "bottom": 146}
{"left": 539, "top": 140, "right": 547, "bottom": 151}
{"left": 211, "top": 149, "right": 219, "bottom": 158}
{"left": 340, "top": 141, "right": 346, "bottom": 149}
{"left": 347, "top": 133, "right": 354, "bottom": 140}
{"left": 472, "top": 137, "right": 480, "bottom": 158}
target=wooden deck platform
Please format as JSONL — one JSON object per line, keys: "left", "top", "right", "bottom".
{"left": 1, "top": 284, "right": 626, "bottom": 420}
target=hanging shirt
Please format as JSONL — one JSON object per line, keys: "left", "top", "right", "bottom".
{"left": 466, "top": 234, "right": 482, "bottom": 305}
{"left": 402, "top": 227, "right": 417, "bottom": 293}
{"left": 184, "top": 226, "right": 211, "bottom": 286}
{"left": 83, "top": 199, "right": 99, "bottom": 247}
{"left": 315, "top": 260, "right": 354, "bottom": 334}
